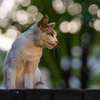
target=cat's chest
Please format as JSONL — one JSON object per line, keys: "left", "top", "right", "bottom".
{"left": 24, "top": 47, "right": 42, "bottom": 61}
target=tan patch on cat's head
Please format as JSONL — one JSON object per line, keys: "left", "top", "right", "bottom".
{"left": 42, "top": 27, "right": 57, "bottom": 37}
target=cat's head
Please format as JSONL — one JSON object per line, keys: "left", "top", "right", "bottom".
{"left": 34, "top": 16, "right": 58, "bottom": 49}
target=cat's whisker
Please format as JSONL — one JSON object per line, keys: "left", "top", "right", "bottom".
{"left": 52, "top": 46, "right": 58, "bottom": 57}
{"left": 56, "top": 45, "right": 59, "bottom": 48}
{"left": 47, "top": 49, "right": 51, "bottom": 56}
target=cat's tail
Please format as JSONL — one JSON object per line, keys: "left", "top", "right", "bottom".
{"left": 34, "top": 81, "right": 49, "bottom": 89}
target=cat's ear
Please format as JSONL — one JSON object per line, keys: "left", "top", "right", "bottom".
{"left": 37, "top": 16, "right": 48, "bottom": 28}
{"left": 48, "top": 22, "right": 55, "bottom": 28}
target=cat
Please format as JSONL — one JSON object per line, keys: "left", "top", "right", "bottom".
{"left": 3, "top": 16, "right": 58, "bottom": 89}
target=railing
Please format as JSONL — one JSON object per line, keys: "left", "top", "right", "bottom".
{"left": 0, "top": 89, "right": 100, "bottom": 100}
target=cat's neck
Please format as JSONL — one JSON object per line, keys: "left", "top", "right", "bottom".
{"left": 23, "top": 24, "right": 42, "bottom": 49}
{"left": 24, "top": 23, "right": 37, "bottom": 38}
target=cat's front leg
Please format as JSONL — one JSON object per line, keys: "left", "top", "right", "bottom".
{"left": 7, "top": 68, "right": 16, "bottom": 89}
{"left": 6, "top": 59, "right": 24, "bottom": 89}
{"left": 24, "top": 61, "right": 38, "bottom": 89}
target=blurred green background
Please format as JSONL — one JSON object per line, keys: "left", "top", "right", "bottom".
{"left": 0, "top": 0, "right": 100, "bottom": 89}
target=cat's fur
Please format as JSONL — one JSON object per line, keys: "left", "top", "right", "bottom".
{"left": 3, "top": 16, "right": 58, "bottom": 89}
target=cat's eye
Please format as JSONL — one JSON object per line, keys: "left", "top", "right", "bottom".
{"left": 47, "top": 33, "right": 54, "bottom": 37}
{"left": 50, "top": 33, "right": 54, "bottom": 37}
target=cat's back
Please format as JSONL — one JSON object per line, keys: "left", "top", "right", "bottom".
{"left": 12, "top": 33, "right": 26, "bottom": 49}
{"left": 4, "top": 33, "right": 26, "bottom": 64}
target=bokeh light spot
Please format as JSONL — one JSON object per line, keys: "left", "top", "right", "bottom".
{"left": 97, "top": 9, "right": 100, "bottom": 18}
{"left": 71, "top": 58, "right": 82, "bottom": 69}
{"left": 21, "top": 0, "right": 31, "bottom": 7}
{"left": 88, "top": 4, "right": 99, "bottom": 15}
{"left": 69, "top": 19, "right": 80, "bottom": 33}
{"left": 11, "top": 11, "right": 17, "bottom": 21}
{"left": 52, "top": 0, "right": 66, "bottom": 14}
{"left": 59, "top": 21, "right": 71, "bottom": 33}
{"left": 81, "top": 33, "right": 91, "bottom": 44}
{"left": 16, "top": 10, "right": 28, "bottom": 25}
{"left": 0, "top": 7, "right": 7, "bottom": 19}
{"left": 68, "top": 76, "right": 81, "bottom": 88}
{"left": 0, "top": 34, "right": 15, "bottom": 51}
{"left": 71, "top": 46, "right": 82, "bottom": 57}
{"left": 27, "top": 5, "right": 38, "bottom": 14}
{"left": 6, "top": 28, "right": 18, "bottom": 39}
{"left": 94, "top": 19, "right": 100, "bottom": 31}
{"left": 60, "top": 56, "right": 71, "bottom": 71}
{"left": 52, "top": 0, "right": 63, "bottom": 11}
{"left": 67, "top": 3, "right": 82, "bottom": 16}
{"left": 33, "top": 13, "right": 43, "bottom": 22}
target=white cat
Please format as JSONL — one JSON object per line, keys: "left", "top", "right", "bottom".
{"left": 3, "top": 16, "right": 58, "bottom": 89}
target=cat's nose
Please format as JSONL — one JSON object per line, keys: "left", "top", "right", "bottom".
{"left": 55, "top": 40, "right": 58, "bottom": 44}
